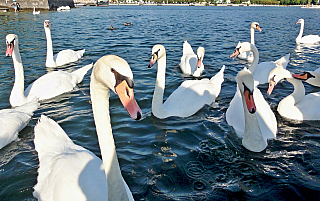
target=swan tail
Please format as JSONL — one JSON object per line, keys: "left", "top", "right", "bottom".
{"left": 71, "top": 63, "right": 93, "bottom": 83}
{"left": 34, "top": 115, "right": 74, "bottom": 160}
{"left": 14, "top": 98, "right": 39, "bottom": 116}
{"left": 182, "top": 40, "right": 194, "bottom": 55}
{"left": 76, "top": 49, "right": 85, "bottom": 59}
{"left": 275, "top": 53, "right": 290, "bottom": 69}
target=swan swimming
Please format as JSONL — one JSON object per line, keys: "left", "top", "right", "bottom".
{"left": 33, "top": 55, "right": 142, "bottom": 200}
{"left": 44, "top": 20, "right": 85, "bottom": 67}
{"left": 179, "top": 40, "right": 205, "bottom": 77}
{"left": 6, "top": 34, "right": 92, "bottom": 107}
{"left": 296, "top": 19, "right": 320, "bottom": 44}
{"left": 149, "top": 44, "right": 224, "bottom": 119}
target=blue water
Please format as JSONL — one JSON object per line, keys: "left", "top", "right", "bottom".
{"left": 0, "top": 5, "right": 320, "bottom": 200}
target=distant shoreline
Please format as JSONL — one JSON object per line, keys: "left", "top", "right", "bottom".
{"left": 109, "top": 3, "right": 303, "bottom": 7}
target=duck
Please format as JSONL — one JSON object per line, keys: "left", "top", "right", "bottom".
{"left": 6, "top": 34, "right": 93, "bottom": 107}
{"left": 33, "top": 55, "right": 142, "bottom": 200}
{"left": 233, "top": 68, "right": 275, "bottom": 152}
{"left": 237, "top": 22, "right": 262, "bottom": 62}
{"left": 44, "top": 20, "right": 85, "bottom": 67}
{"left": 230, "top": 41, "right": 290, "bottom": 84}
{"left": 148, "top": 44, "right": 224, "bottom": 119}
{"left": 179, "top": 41, "right": 205, "bottom": 77}
{"left": 124, "top": 22, "right": 132, "bottom": 26}
{"left": 33, "top": 6, "right": 40, "bottom": 15}
{"left": 296, "top": 19, "right": 320, "bottom": 44}
{"left": 267, "top": 67, "right": 320, "bottom": 121}
{"left": 110, "top": 25, "right": 114, "bottom": 30}
{"left": 0, "top": 98, "right": 39, "bottom": 150}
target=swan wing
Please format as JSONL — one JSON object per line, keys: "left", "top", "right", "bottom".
{"left": 54, "top": 49, "right": 85, "bottom": 67}
{"left": 25, "top": 71, "right": 76, "bottom": 101}
{"left": 33, "top": 115, "right": 108, "bottom": 201}
{"left": 182, "top": 41, "right": 195, "bottom": 55}
{"left": 300, "top": 35, "right": 320, "bottom": 44}
{"left": 294, "top": 92, "right": 320, "bottom": 120}
{"left": 163, "top": 80, "right": 217, "bottom": 118}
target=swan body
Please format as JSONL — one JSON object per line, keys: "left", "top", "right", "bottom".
{"left": 6, "top": 34, "right": 93, "bottom": 107}
{"left": 33, "top": 6, "right": 40, "bottom": 15}
{"left": 0, "top": 98, "right": 39, "bottom": 149}
{"left": 268, "top": 68, "right": 320, "bottom": 121}
{"left": 33, "top": 55, "right": 142, "bottom": 200}
{"left": 296, "top": 19, "right": 320, "bottom": 44}
{"left": 292, "top": 70, "right": 320, "bottom": 87}
{"left": 44, "top": 20, "right": 85, "bottom": 67}
{"left": 231, "top": 68, "right": 275, "bottom": 152}
{"left": 230, "top": 42, "right": 290, "bottom": 84}
{"left": 149, "top": 44, "right": 224, "bottom": 119}
{"left": 179, "top": 41, "right": 205, "bottom": 77}
{"left": 237, "top": 22, "right": 262, "bottom": 62}
{"left": 226, "top": 69, "right": 277, "bottom": 151}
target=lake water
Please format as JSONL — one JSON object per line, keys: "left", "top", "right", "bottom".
{"left": 0, "top": 5, "right": 320, "bottom": 200}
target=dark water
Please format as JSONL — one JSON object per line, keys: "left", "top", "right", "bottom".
{"left": 0, "top": 5, "right": 320, "bottom": 200}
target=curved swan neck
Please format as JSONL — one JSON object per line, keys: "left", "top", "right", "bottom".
{"left": 250, "top": 27, "right": 255, "bottom": 45}
{"left": 90, "top": 76, "right": 129, "bottom": 201}
{"left": 10, "top": 44, "right": 27, "bottom": 107}
{"left": 297, "top": 21, "right": 304, "bottom": 41}
{"left": 282, "top": 77, "right": 305, "bottom": 105}
{"left": 152, "top": 54, "right": 167, "bottom": 117}
{"left": 248, "top": 44, "right": 259, "bottom": 73}
{"left": 45, "top": 27, "right": 56, "bottom": 67}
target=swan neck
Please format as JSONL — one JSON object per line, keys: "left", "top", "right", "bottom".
{"left": 297, "top": 22, "right": 304, "bottom": 40}
{"left": 248, "top": 44, "right": 259, "bottom": 73}
{"left": 250, "top": 27, "right": 255, "bottom": 45}
{"left": 152, "top": 55, "right": 167, "bottom": 117}
{"left": 285, "top": 77, "right": 305, "bottom": 104}
{"left": 45, "top": 28, "right": 56, "bottom": 67}
{"left": 10, "top": 44, "right": 26, "bottom": 107}
{"left": 90, "top": 76, "right": 129, "bottom": 201}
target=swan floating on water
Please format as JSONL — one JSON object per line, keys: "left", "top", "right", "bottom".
{"left": 179, "top": 40, "right": 205, "bottom": 77}
{"left": 33, "top": 55, "right": 142, "bottom": 200}
{"left": 268, "top": 67, "right": 320, "bottom": 121}
{"left": 237, "top": 22, "right": 262, "bottom": 62}
{"left": 44, "top": 20, "right": 85, "bottom": 67}
{"left": 6, "top": 34, "right": 92, "bottom": 107}
{"left": 296, "top": 19, "right": 320, "bottom": 44}
{"left": 33, "top": 6, "right": 40, "bottom": 15}
{"left": 0, "top": 98, "right": 39, "bottom": 150}
{"left": 233, "top": 68, "right": 275, "bottom": 152}
{"left": 149, "top": 44, "right": 224, "bottom": 119}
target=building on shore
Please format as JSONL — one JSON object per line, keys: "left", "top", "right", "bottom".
{"left": 0, "top": 0, "right": 75, "bottom": 11}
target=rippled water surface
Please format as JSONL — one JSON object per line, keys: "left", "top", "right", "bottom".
{"left": 1, "top": 5, "right": 320, "bottom": 200}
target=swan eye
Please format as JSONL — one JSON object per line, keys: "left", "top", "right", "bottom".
{"left": 242, "top": 82, "right": 253, "bottom": 96}
{"left": 111, "top": 68, "right": 115, "bottom": 73}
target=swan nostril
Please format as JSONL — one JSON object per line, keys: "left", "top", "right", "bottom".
{"left": 135, "top": 111, "right": 142, "bottom": 120}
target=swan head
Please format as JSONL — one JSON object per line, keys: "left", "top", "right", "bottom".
{"left": 296, "top": 19, "right": 304, "bottom": 24}
{"left": 148, "top": 44, "right": 165, "bottom": 68}
{"left": 44, "top": 20, "right": 51, "bottom": 29}
{"left": 292, "top": 71, "right": 315, "bottom": 81}
{"left": 236, "top": 69, "right": 256, "bottom": 114}
{"left": 267, "top": 68, "right": 291, "bottom": 95}
{"left": 251, "top": 22, "right": 262, "bottom": 32}
{"left": 230, "top": 42, "right": 252, "bottom": 59}
{"left": 92, "top": 55, "right": 142, "bottom": 120}
{"left": 5, "top": 34, "right": 18, "bottom": 57}
{"left": 196, "top": 46, "right": 205, "bottom": 67}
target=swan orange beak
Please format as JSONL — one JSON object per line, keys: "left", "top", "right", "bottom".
{"left": 148, "top": 53, "right": 158, "bottom": 68}
{"left": 230, "top": 49, "right": 240, "bottom": 59}
{"left": 292, "top": 72, "right": 308, "bottom": 80}
{"left": 115, "top": 80, "right": 142, "bottom": 120}
{"left": 267, "top": 80, "right": 276, "bottom": 95}
{"left": 196, "top": 57, "right": 202, "bottom": 68}
{"left": 256, "top": 25, "right": 262, "bottom": 32}
{"left": 244, "top": 89, "right": 256, "bottom": 114}
{"left": 6, "top": 41, "right": 14, "bottom": 57}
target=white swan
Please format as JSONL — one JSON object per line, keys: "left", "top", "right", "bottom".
{"left": 44, "top": 20, "right": 85, "bottom": 67}
{"left": 296, "top": 19, "right": 320, "bottom": 44}
{"left": 33, "top": 55, "right": 142, "bottom": 200}
{"left": 268, "top": 67, "right": 320, "bottom": 121}
{"left": 237, "top": 22, "right": 262, "bottom": 62}
{"left": 179, "top": 41, "right": 205, "bottom": 77}
{"left": 149, "top": 44, "right": 224, "bottom": 119}
{"left": 292, "top": 70, "right": 320, "bottom": 87}
{"left": 0, "top": 98, "right": 39, "bottom": 149}
{"left": 232, "top": 68, "right": 275, "bottom": 152}
{"left": 57, "top": 6, "right": 70, "bottom": 11}
{"left": 33, "top": 6, "right": 40, "bottom": 15}
{"left": 6, "top": 34, "right": 93, "bottom": 107}
{"left": 230, "top": 42, "right": 290, "bottom": 84}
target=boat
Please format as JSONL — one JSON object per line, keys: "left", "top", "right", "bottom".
{"left": 57, "top": 6, "right": 70, "bottom": 11}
